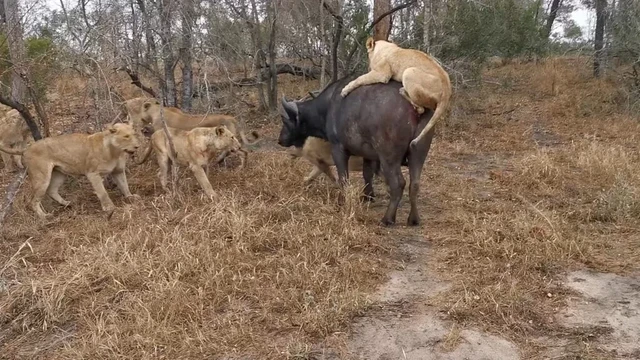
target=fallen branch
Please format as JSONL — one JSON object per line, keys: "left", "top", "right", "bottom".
{"left": 116, "top": 67, "right": 157, "bottom": 97}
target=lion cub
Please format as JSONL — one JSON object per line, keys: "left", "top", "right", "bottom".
{"left": 137, "top": 125, "right": 242, "bottom": 198}
{"left": 0, "top": 109, "right": 32, "bottom": 172}
{"left": 0, "top": 123, "right": 141, "bottom": 219}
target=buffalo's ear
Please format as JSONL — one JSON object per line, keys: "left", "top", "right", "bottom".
{"left": 366, "top": 37, "right": 375, "bottom": 51}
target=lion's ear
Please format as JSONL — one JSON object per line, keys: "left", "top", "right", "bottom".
{"left": 215, "top": 126, "right": 225, "bottom": 137}
{"left": 366, "top": 37, "right": 375, "bottom": 51}
{"left": 143, "top": 102, "right": 151, "bottom": 110}
{"left": 108, "top": 126, "right": 117, "bottom": 134}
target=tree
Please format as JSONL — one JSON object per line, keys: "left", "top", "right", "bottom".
{"left": 3, "top": 0, "right": 26, "bottom": 103}
{"left": 594, "top": 0, "right": 607, "bottom": 77}
{"left": 373, "top": 0, "right": 392, "bottom": 41}
{"left": 180, "top": 0, "right": 195, "bottom": 111}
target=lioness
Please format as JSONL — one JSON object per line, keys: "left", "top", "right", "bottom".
{"left": 288, "top": 137, "right": 369, "bottom": 185}
{"left": 120, "top": 96, "right": 150, "bottom": 129}
{"left": 139, "top": 99, "right": 260, "bottom": 166}
{"left": 137, "top": 125, "right": 242, "bottom": 198}
{"left": 0, "top": 109, "right": 32, "bottom": 172}
{"left": 0, "top": 123, "right": 141, "bottom": 219}
{"left": 340, "top": 37, "right": 452, "bottom": 150}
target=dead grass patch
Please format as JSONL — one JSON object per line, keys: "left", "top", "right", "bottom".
{"left": 0, "top": 151, "right": 389, "bottom": 358}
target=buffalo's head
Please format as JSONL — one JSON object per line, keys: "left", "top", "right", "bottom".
{"left": 278, "top": 96, "right": 307, "bottom": 148}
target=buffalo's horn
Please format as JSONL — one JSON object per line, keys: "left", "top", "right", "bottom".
{"left": 281, "top": 98, "right": 298, "bottom": 116}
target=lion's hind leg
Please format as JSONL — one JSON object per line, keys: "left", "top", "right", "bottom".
{"left": 46, "top": 170, "right": 70, "bottom": 207}
{"left": 400, "top": 68, "right": 441, "bottom": 115}
{"left": 27, "top": 162, "right": 54, "bottom": 218}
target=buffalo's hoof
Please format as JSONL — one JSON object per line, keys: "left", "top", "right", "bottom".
{"left": 407, "top": 215, "right": 420, "bottom": 226}
{"left": 379, "top": 217, "right": 395, "bottom": 227}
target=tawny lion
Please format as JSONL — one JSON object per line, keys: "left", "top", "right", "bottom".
{"left": 138, "top": 99, "right": 261, "bottom": 167}
{"left": 137, "top": 125, "right": 242, "bottom": 198}
{"left": 0, "top": 109, "right": 33, "bottom": 172}
{"left": 340, "top": 37, "right": 452, "bottom": 150}
{"left": 0, "top": 123, "right": 141, "bottom": 219}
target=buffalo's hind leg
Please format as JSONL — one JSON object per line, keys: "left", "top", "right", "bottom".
{"left": 380, "top": 160, "right": 405, "bottom": 226}
{"left": 407, "top": 127, "right": 435, "bottom": 226}
{"left": 361, "top": 159, "right": 376, "bottom": 202}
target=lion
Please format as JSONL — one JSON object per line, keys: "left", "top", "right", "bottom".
{"left": 0, "top": 123, "right": 141, "bottom": 219}
{"left": 0, "top": 109, "right": 33, "bottom": 172}
{"left": 139, "top": 99, "right": 261, "bottom": 166}
{"left": 340, "top": 37, "right": 452, "bottom": 150}
{"left": 120, "top": 96, "right": 151, "bottom": 128}
{"left": 136, "top": 125, "right": 242, "bottom": 198}
{"left": 287, "top": 137, "right": 384, "bottom": 186}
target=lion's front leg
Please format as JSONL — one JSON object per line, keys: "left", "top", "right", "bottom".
{"left": 340, "top": 69, "right": 392, "bottom": 97}
{"left": 111, "top": 167, "right": 139, "bottom": 201}
{"left": 189, "top": 163, "right": 216, "bottom": 199}
{"left": 86, "top": 172, "right": 116, "bottom": 216}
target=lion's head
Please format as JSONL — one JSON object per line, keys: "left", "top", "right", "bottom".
{"left": 140, "top": 99, "right": 162, "bottom": 125}
{"left": 106, "top": 123, "right": 140, "bottom": 154}
{"left": 196, "top": 125, "right": 242, "bottom": 154}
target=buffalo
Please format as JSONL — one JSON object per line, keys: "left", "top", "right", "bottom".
{"left": 278, "top": 77, "right": 436, "bottom": 226}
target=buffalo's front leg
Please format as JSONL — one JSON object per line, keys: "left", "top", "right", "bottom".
{"left": 361, "top": 159, "right": 376, "bottom": 202}
{"left": 380, "top": 160, "right": 406, "bottom": 226}
{"left": 331, "top": 145, "right": 350, "bottom": 205}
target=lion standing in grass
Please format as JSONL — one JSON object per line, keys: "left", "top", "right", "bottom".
{"left": 0, "top": 109, "right": 33, "bottom": 172}
{"left": 0, "top": 123, "right": 141, "bottom": 219}
{"left": 340, "top": 37, "right": 452, "bottom": 150}
{"left": 137, "top": 99, "right": 260, "bottom": 167}
{"left": 137, "top": 125, "right": 242, "bottom": 198}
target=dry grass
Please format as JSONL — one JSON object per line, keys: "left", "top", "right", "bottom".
{"left": 0, "top": 151, "right": 390, "bottom": 359}
{"left": 3, "top": 56, "right": 640, "bottom": 358}
{"left": 426, "top": 56, "right": 640, "bottom": 356}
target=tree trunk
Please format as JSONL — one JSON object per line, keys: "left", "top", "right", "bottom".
{"left": 320, "top": 1, "right": 326, "bottom": 87}
{"left": 249, "top": 0, "right": 267, "bottom": 110}
{"left": 373, "top": 0, "right": 392, "bottom": 41}
{"left": 594, "top": 0, "right": 607, "bottom": 77}
{"left": 544, "top": 0, "right": 563, "bottom": 38}
{"left": 158, "top": 0, "right": 177, "bottom": 107}
{"left": 422, "top": 0, "right": 430, "bottom": 51}
{"left": 266, "top": 0, "right": 278, "bottom": 110}
{"left": 181, "top": 0, "right": 194, "bottom": 111}
{"left": 136, "top": 0, "right": 157, "bottom": 66}
{"left": 3, "top": 0, "right": 26, "bottom": 103}
{"left": 130, "top": 0, "right": 141, "bottom": 69}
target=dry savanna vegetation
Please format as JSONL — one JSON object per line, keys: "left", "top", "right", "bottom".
{"left": 1, "top": 55, "right": 639, "bottom": 359}
{"left": 2, "top": 0, "right": 640, "bottom": 358}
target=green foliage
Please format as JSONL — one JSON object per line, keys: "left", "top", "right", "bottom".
{"left": 26, "top": 33, "right": 59, "bottom": 101}
{"left": 0, "top": 30, "right": 58, "bottom": 102}
{"left": 437, "top": 0, "right": 546, "bottom": 61}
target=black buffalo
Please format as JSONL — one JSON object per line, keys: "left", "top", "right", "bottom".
{"left": 278, "top": 77, "right": 436, "bottom": 226}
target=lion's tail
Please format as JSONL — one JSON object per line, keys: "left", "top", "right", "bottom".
{"left": 136, "top": 142, "right": 154, "bottom": 165}
{"left": 237, "top": 119, "right": 262, "bottom": 146}
{"left": 0, "top": 143, "right": 25, "bottom": 156}
{"left": 409, "top": 69, "right": 452, "bottom": 151}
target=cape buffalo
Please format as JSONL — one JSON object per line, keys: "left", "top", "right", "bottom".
{"left": 278, "top": 77, "right": 436, "bottom": 226}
